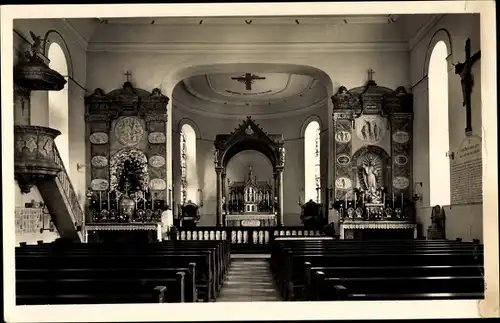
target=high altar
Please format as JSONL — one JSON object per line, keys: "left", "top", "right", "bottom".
{"left": 214, "top": 117, "right": 284, "bottom": 227}
{"left": 225, "top": 166, "right": 276, "bottom": 227}
{"left": 82, "top": 76, "right": 171, "bottom": 243}
{"left": 331, "top": 71, "right": 417, "bottom": 240}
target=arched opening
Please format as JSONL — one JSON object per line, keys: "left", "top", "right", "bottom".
{"left": 47, "top": 42, "right": 69, "bottom": 170}
{"left": 304, "top": 120, "right": 321, "bottom": 202}
{"left": 428, "top": 40, "right": 451, "bottom": 206}
{"left": 180, "top": 124, "right": 197, "bottom": 203}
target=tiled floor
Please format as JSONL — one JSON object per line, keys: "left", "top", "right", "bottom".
{"left": 217, "top": 257, "right": 282, "bottom": 302}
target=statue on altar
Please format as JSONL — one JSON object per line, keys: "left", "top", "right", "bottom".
{"left": 362, "top": 160, "right": 378, "bottom": 196}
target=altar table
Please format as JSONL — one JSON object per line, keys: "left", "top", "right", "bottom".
{"left": 340, "top": 220, "right": 417, "bottom": 240}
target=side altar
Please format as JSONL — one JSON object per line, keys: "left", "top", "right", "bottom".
{"left": 331, "top": 70, "right": 416, "bottom": 240}
{"left": 83, "top": 74, "right": 171, "bottom": 243}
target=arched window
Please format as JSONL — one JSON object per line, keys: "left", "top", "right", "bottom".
{"left": 180, "top": 124, "right": 197, "bottom": 203}
{"left": 428, "top": 40, "right": 451, "bottom": 206}
{"left": 47, "top": 43, "right": 69, "bottom": 169}
{"left": 304, "top": 121, "right": 321, "bottom": 202}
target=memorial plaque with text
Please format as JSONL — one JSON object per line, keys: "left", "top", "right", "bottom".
{"left": 450, "top": 135, "right": 482, "bottom": 204}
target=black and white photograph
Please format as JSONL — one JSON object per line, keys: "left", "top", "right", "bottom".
{"left": 1, "top": 1, "right": 498, "bottom": 321}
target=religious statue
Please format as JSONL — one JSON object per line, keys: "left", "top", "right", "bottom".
{"left": 362, "top": 160, "right": 378, "bottom": 195}
{"left": 28, "top": 31, "right": 43, "bottom": 57}
{"left": 427, "top": 205, "right": 446, "bottom": 239}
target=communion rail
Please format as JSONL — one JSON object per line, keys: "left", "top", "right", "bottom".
{"left": 174, "top": 227, "right": 325, "bottom": 253}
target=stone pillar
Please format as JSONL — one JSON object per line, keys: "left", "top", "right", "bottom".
{"left": 216, "top": 168, "right": 223, "bottom": 227}
{"left": 221, "top": 172, "right": 226, "bottom": 200}
{"left": 278, "top": 169, "right": 284, "bottom": 226}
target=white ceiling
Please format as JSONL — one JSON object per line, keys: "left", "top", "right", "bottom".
{"left": 173, "top": 72, "right": 328, "bottom": 118}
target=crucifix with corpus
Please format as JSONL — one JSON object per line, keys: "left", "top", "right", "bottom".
{"left": 231, "top": 73, "right": 266, "bottom": 91}
{"left": 454, "top": 38, "right": 481, "bottom": 136}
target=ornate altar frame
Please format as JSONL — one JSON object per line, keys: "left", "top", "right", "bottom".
{"left": 213, "top": 116, "right": 285, "bottom": 227}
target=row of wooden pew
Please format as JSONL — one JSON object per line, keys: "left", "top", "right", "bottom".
{"left": 16, "top": 239, "right": 231, "bottom": 305}
{"left": 269, "top": 238, "right": 484, "bottom": 301}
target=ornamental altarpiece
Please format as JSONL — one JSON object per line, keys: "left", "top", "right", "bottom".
{"left": 331, "top": 74, "right": 413, "bottom": 221}
{"left": 84, "top": 79, "right": 170, "bottom": 231}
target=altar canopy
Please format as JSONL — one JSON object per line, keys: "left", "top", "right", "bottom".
{"left": 331, "top": 72, "right": 416, "bottom": 239}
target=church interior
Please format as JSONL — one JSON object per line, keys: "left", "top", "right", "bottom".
{"left": 10, "top": 12, "right": 488, "bottom": 305}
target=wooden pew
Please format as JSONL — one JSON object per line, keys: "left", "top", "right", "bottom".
{"left": 269, "top": 239, "right": 484, "bottom": 301}
{"left": 16, "top": 240, "right": 231, "bottom": 303}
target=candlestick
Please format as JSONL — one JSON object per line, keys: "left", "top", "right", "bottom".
{"left": 383, "top": 193, "right": 385, "bottom": 206}
{"left": 354, "top": 192, "right": 357, "bottom": 209}
{"left": 107, "top": 191, "right": 111, "bottom": 211}
{"left": 152, "top": 192, "right": 155, "bottom": 211}
{"left": 362, "top": 192, "right": 365, "bottom": 205}
{"left": 392, "top": 192, "right": 395, "bottom": 209}
{"left": 99, "top": 192, "right": 102, "bottom": 211}
{"left": 345, "top": 193, "right": 347, "bottom": 206}
{"left": 401, "top": 193, "right": 404, "bottom": 209}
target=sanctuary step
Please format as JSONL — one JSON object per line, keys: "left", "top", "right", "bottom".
{"left": 216, "top": 258, "right": 281, "bottom": 302}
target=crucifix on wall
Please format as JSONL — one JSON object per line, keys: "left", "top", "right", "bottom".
{"left": 454, "top": 38, "right": 481, "bottom": 136}
{"left": 367, "top": 68, "right": 375, "bottom": 81}
{"left": 231, "top": 73, "right": 266, "bottom": 91}
{"left": 124, "top": 71, "right": 132, "bottom": 82}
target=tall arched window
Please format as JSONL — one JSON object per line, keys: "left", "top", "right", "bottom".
{"left": 304, "top": 121, "right": 321, "bottom": 202}
{"left": 428, "top": 40, "right": 451, "bottom": 206}
{"left": 47, "top": 43, "right": 69, "bottom": 169}
{"left": 180, "top": 124, "right": 197, "bottom": 203}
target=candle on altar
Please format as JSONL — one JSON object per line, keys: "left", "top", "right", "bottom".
{"left": 354, "top": 193, "right": 357, "bottom": 209}
{"left": 107, "top": 190, "right": 111, "bottom": 210}
{"left": 345, "top": 193, "right": 347, "bottom": 206}
{"left": 362, "top": 192, "right": 365, "bottom": 205}
{"left": 401, "top": 193, "right": 404, "bottom": 209}
{"left": 152, "top": 192, "right": 155, "bottom": 211}
{"left": 392, "top": 192, "right": 395, "bottom": 209}
{"left": 383, "top": 193, "right": 385, "bottom": 206}
{"left": 99, "top": 192, "right": 102, "bottom": 211}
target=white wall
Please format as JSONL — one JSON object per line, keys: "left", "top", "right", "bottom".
{"left": 410, "top": 14, "right": 482, "bottom": 241}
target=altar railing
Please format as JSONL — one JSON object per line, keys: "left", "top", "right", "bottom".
{"left": 175, "top": 226, "right": 323, "bottom": 245}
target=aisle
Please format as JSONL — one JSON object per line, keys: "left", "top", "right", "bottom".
{"left": 216, "top": 256, "right": 282, "bottom": 302}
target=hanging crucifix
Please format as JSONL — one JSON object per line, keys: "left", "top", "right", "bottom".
{"left": 231, "top": 73, "right": 266, "bottom": 91}
{"left": 367, "top": 68, "right": 375, "bottom": 81}
{"left": 454, "top": 38, "right": 481, "bottom": 136}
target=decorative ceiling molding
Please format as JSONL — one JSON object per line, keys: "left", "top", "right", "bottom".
{"left": 407, "top": 14, "right": 444, "bottom": 51}
{"left": 172, "top": 96, "right": 329, "bottom": 120}
{"left": 102, "top": 15, "right": 399, "bottom": 26}
{"left": 61, "top": 18, "right": 89, "bottom": 51}
{"left": 86, "top": 41, "right": 409, "bottom": 54}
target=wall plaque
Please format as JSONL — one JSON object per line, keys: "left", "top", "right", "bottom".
{"left": 394, "top": 155, "right": 408, "bottom": 166}
{"left": 15, "top": 208, "right": 43, "bottom": 234}
{"left": 148, "top": 132, "right": 166, "bottom": 144}
{"left": 91, "top": 179, "right": 110, "bottom": 191}
{"left": 89, "top": 132, "right": 109, "bottom": 145}
{"left": 336, "top": 154, "right": 351, "bottom": 166}
{"left": 335, "top": 131, "right": 351, "bottom": 143}
{"left": 392, "top": 131, "right": 410, "bottom": 144}
{"left": 393, "top": 176, "right": 409, "bottom": 189}
{"left": 91, "top": 156, "right": 108, "bottom": 168}
{"left": 115, "top": 117, "right": 145, "bottom": 147}
{"left": 149, "top": 178, "right": 166, "bottom": 191}
{"left": 149, "top": 155, "right": 165, "bottom": 168}
{"left": 451, "top": 136, "right": 482, "bottom": 204}
{"left": 335, "top": 177, "right": 352, "bottom": 190}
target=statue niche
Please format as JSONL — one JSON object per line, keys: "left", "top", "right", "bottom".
{"left": 353, "top": 146, "right": 389, "bottom": 204}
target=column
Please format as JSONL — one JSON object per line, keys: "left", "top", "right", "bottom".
{"left": 278, "top": 170, "right": 284, "bottom": 226}
{"left": 215, "top": 168, "right": 222, "bottom": 227}
{"left": 221, "top": 172, "right": 226, "bottom": 200}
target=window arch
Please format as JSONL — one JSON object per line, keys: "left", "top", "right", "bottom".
{"left": 47, "top": 42, "right": 69, "bottom": 170}
{"left": 304, "top": 120, "right": 321, "bottom": 202}
{"left": 428, "top": 40, "right": 451, "bottom": 206}
{"left": 180, "top": 124, "right": 197, "bottom": 203}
